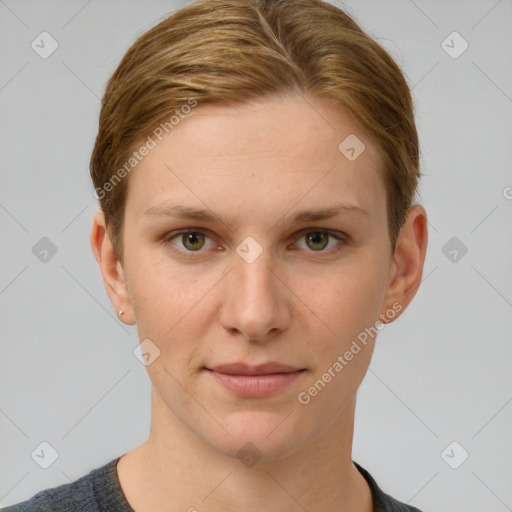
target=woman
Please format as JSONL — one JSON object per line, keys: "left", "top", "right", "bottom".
{"left": 4, "top": 0, "right": 427, "bottom": 510}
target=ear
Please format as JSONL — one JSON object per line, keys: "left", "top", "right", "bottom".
{"left": 379, "top": 204, "right": 428, "bottom": 323}
{"left": 90, "top": 209, "right": 135, "bottom": 325}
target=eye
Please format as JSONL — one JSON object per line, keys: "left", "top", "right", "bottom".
{"left": 293, "top": 230, "right": 345, "bottom": 253}
{"left": 163, "top": 230, "right": 217, "bottom": 253}
{"left": 161, "top": 228, "right": 346, "bottom": 257}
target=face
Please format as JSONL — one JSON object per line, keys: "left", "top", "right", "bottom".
{"left": 98, "top": 94, "right": 414, "bottom": 461}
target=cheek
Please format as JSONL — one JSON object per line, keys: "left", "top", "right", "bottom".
{"left": 126, "top": 247, "right": 196, "bottom": 324}
{"left": 301, "top": 255, "right": 388, "bottom": 344}
{"left": 292, "top": 258, "right": 387, "bottom": 419}
{"left": 124, "top": 249, "right": 221, "bottom": 370}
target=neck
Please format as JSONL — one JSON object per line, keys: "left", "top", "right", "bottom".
{"left": 117, "top": 388, "right": 373, "bottom": 512}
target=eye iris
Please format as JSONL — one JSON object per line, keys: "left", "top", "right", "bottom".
{"left": 306, "top": 232, "right": 328, "bottom": 251}
{"left": 183, "top": 232, "right": 205, "bottom": 251}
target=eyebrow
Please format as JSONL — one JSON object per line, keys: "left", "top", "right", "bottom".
{"left": 143, "top": 202, "right": 368, "bottom": 225}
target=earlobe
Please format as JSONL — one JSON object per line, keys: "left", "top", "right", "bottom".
{"left": 379, "top": 205, "right": 428, "bottom": 323}
{"left": 90, "top": 209, "right": 135, "bottom": 325}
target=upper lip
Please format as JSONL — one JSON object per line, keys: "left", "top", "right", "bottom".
{"left": 207, "top": 362, "right": 304, "bottom": 375}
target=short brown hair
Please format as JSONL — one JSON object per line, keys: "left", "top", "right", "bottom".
{"left": 90, "top": 0, "right": 420, "bottom": 262}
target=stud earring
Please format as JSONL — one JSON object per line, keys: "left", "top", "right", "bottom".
{"left": 118, "top": 310, "right": 124, "bottom": 317}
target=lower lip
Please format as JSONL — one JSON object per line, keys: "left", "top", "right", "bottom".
{"left": 207, "top": 370, "right": 305, "bottom": 398}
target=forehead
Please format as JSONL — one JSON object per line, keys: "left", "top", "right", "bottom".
{"left": 125, "top": 93, "right": 386, "bottom": 224}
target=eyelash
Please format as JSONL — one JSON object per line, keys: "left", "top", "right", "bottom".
{"left": 160, "top": 228, "right": 348, "bottom": 258}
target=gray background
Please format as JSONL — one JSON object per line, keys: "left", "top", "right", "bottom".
{"left": 1, "top": 0, "right": 511, "bottom": 510}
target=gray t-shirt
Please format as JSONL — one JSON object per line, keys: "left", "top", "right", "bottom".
{"left": 1, "top": 457, "right": 424, "bottom": 511}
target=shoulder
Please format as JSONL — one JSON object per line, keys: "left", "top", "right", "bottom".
{"left": 354, "top": 461, "right": 425, "bottom": 512}
{"left": 1, "top": 475, "right": 98, "bottom": 512}
{"left": 1, "top": 457, "right": 124, "bottom": 512}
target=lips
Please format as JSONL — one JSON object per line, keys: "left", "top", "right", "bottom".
{"left": 205, "top": 362, "right": 306, "bottom": 398}
{"left": 208, "top": 362, "right": 304, "bottom": 376}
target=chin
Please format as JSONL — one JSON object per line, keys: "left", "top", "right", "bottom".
{"left": 204, "top": 408, "right": 312, "bottom": 463}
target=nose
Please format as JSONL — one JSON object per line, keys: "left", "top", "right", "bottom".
{"left": 219, "top": 244, "right": 291, "bottom": 342}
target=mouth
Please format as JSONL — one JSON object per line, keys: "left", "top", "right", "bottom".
{"left": 204, "top": 362, "right": 306, "bottom": 398}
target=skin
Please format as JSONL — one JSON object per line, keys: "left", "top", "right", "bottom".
{"left": 91, "top": 93, "right": 427, "bottom": 512}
